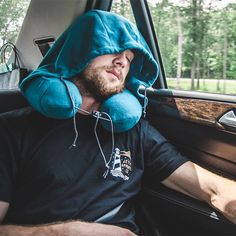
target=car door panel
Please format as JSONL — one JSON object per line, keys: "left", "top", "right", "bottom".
{"left": 137, "top": 185, "right": 236, "bottom": 236}
{"left": 146, "top": 89, "right": 236, "bottom": 178}
{"left": 137, "top": 88, "right": 236, "bottom": 235}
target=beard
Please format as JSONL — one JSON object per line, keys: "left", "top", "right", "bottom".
{"left": 79, "top": 65, "right": 125, "bottom": 101}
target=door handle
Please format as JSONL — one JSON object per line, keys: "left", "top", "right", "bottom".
{"left": 218, "top": 110, "right": 236, "bottom": 129}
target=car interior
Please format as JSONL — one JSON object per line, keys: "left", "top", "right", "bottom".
{"left": 0, "top": 0, "right": 236, "bottom": 235}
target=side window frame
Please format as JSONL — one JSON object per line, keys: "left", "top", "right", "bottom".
{"left": 129, "top": 0, "right": 166, "bottom": 89}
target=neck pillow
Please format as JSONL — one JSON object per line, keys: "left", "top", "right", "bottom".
{"left": 20, "top": 10, "right": 159, "bottom": 132}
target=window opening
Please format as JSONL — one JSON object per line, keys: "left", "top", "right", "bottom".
{"left": 0, "top": 0, "right": 31, "bottom": 71}
{"left": 147, "top": 0, "right": 236, "bottom": 95}
{"left": 111, "top": 0, "right": 136, "bottom": 25}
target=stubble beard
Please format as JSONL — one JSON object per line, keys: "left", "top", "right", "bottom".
{"left": 79, "top": 65, "right": 125, "bottom": 101}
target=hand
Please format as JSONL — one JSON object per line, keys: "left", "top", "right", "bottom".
{"left": 224, "top": 200, "right": 236, "bottom": 224}
{"left": 210, "top": 178, "right": 236, "bottom": 224}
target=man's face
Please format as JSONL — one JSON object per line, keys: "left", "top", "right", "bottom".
{"left": 81, "top": 49, "right": 134, "bottom": 100}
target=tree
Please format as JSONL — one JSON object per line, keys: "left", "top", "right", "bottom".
{"left": 111, "top": 0, "right": 134, "bottom": 23}
{"left": 183, "top": 0, "right": 205, "bottom": 90}
{"left": 0, "top": 0, "right": 30, "bottom": 45}
{"left": 149, "top": 0, "right": 177, "bottom": 78}
{"left": 176, "top": 7, "right": 183, "bottom": 89}
{"left": 222, "top": 12, "right": 228, "bottom": 93}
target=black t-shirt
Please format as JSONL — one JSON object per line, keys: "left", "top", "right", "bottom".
{"left": 0, "top": 107, "right": 188, "bottom": 233}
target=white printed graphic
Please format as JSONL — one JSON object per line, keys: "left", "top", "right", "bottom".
{"left": 110, "top": 148, "right": 131, "bottom": 180}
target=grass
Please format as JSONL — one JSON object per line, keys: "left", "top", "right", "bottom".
{"left": 167, "top": 78, "right": 236, "bottom": 95}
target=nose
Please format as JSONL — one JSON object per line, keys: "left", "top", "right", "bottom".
{"left": 113, "top": 52, "right": 128, "bottom": 68}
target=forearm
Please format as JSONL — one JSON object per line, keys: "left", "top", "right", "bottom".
{"left": 0, "top": 223, "right": 55, "bottom": 236}
{"left": 162, "top": 161, "right": 236, "bottom": 224}
{"left": 189, "top": 164, "right": 236, "bottom": 223}
{"left": 0, "top": 221, "right": 136, "bottom": 236}
{"left": 162, "top": 162, "right": 218, "bottom": 202}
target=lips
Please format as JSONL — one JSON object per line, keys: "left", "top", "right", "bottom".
{"left": 106, "top": 70, "right": 121, "bottom": 80}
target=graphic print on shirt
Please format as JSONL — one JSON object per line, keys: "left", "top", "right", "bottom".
{"left": 109, "top": 148, "right": 131, "bottom": 180}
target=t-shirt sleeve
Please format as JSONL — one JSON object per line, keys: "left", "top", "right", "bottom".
{"left": 0, "top": 116, "right": 18, "bottom": 203}
{"left": 143, "top": 121, "right": 188, "bottom": 182}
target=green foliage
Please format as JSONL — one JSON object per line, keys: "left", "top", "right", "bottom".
{"left": 149, "top": 0, "right": 178, "bottom": 77}
{"left": 111, "top": 0, "right": 135, "bottom": 23}
{"left": 0, "top": 0, "right": 30, "bottom": 45}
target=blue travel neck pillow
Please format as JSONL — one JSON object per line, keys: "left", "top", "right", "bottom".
{"left": 19, "top": 10, "right": 159, "bottom": 132}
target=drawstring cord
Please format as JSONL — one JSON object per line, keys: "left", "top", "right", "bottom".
{"left": 70, "top": 114, "right": 79, "bottom": 148}
{"left": 71, "top": 108, "right": 115, "bottom": 178}
{"left": 93, "top": 111, "right": 115, "bottom": 178}
{"left": 61, "top": 77, "right": 115, "bottom": 178}
{"left": 70, "top": 104, "right": 116, "bottom": 178}
{"left": 143, "top": 86, "right": 148, "bottom": 118}
{"left": 60, "top": 77, "right": 79, "bottom": 148}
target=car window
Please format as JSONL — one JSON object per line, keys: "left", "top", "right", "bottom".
{"left": 0, "top": 0, "right": 31, "bottom": 72}
{"left": 146, "top": 0, "right": 236, "bottom": 95}
{"left": 111, "top": 0, "right": 135, "bottom": 27}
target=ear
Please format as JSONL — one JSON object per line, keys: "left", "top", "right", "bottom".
{"left": 23, "top": 77, "right": 82, "bottom": 119}
{"left": 100, "top": 89, "right": 142, "bottom": 132}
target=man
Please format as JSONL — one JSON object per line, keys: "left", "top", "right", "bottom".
{"left": 0, "top": 10, "right": 236, "bottom": 236}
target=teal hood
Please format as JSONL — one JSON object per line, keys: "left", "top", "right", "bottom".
{"left": 21, "top": 9, "right": 158, "bottom": 95}
{"left": 20, "top": 10, "right": 159, "bottom": 132}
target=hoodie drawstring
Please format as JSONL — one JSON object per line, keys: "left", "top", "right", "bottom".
{"left": 60, "top": 77, "right": 79, "bottom": 148}
{"left": 93, "top": 111, "right": 115, "bottom": 179}
{"left": 143, "top": 86, "right": 148, "bottom": 118}
{"left": 61, "top": 77, "right": 115, "bottom": 178}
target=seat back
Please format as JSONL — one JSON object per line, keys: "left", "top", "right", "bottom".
{"left": 0, "top": 89, "right": 29, "bottom": 113}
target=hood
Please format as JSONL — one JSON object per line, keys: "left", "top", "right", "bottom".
{"left": 20, "top": 9, "right": 159, "bottom": 97}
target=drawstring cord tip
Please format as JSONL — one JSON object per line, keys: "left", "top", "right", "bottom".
{"left": 69, "top": 143, "right": 77, "bottom": 149}
{"left": 143, "top": 111, "right": 146, "bottom": 118}
{"left": 103, "top": 166, "right": 110, "bottom": 179}
{"left": 93, "top": 110, "right": 115, "bottom": 180}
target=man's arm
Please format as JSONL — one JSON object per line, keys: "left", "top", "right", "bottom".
{"left": 0, "top": 221, "right": 137, "bottom": 236}
{"left": 162, "top": 161, "right": 236, "bottom": 224}
{"left": 0, "top": 202, "right": 136, "bottom": 236}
